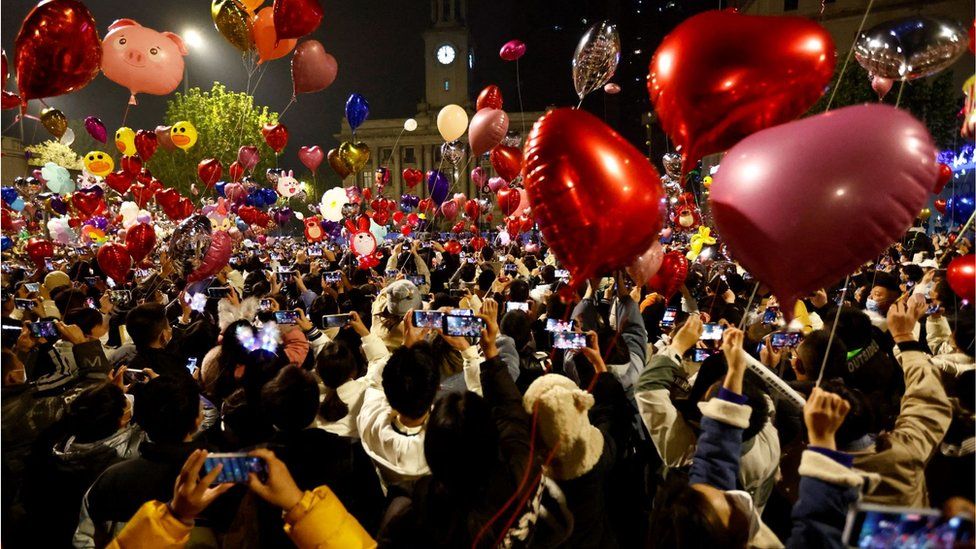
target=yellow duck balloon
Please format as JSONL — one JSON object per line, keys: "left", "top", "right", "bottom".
{"left": 170, "top": 121, "right": 198, "bottom": 151}
{"left": 83, "top": 151, "right": 114, "bottom": 177}
{"left": 686, "top": 226, "right": 717, "bottom": 261}
{"left": 115, "top": 127, "right": 136, "bottom": 156}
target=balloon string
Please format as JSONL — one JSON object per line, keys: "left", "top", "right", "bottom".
{"left": 824, "top": 0, "right": 875, "bottom": 111}
{"left": 894, "top": 79, "right": 907, "bottom": 108}
{"left": 279, "top": 97, "right": 296, "bottom": 118}
{"left": 738, "top": 281, "right": 760, "bottom": 331}
{"left": 939, "top": 211, "right": 976, "bottom": 263}
{"left": 816, "top": 275, "right": 850, "bottom": 388}
{"left": 516, "top": 58, "right": 526, "bottom": 136}
{"left": 385, "top": 128, "right": 406, "bottom": 171}
{"left": 250, "top": 64, "right": 269, "bottom": 97}
{"left": 121, "top": 102, "right": 132, "bottom": 127}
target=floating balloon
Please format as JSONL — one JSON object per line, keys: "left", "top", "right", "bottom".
{"left": 427, "top": 170, "right": 449, "bottom": 206}
{"left": 276, "top": 170, "right": 301, "bottom": 197}
{"left": 946, "top": 254, "right": 975, "bottom": 303}
{"left": 14, "top": 0, "right": 102, "bottom": 102}
{"left": 337, "top": 141, "right": 370, "bottom": 174}
{"left": 101, "top": 19, "right": 188, "bottom": 105}
{"left": 870, "top": 73, "right": 893, "bottom": 100}
{"left": 40, "top": 108, "right": 68, "bottom": 138}
{"left": 523, "top": 108, "right": 665, "bottom": 285}
{"left": 402, "top": 168, "right": 423, "bottom": 189}
{"left": 212, "top": 0, "right": 253, "bottom": 51}
{"left": 327, "top": 148, "right": 352, "bottom": 179}
{"left": 298, "top": 145, "right": 324, "bottom": 173}
{"left": 648, "top": 10, "right": 835, "bottom": 172}
{"left": 84, "top": 116, "right": 107, "bottom": 143}
{"left": 437, "top": 105, "right": 469, "bottom": 143}
{"left": 572, "top": 21, "right": 620, "bottom": 101}
{"left": 935, "top": 163, "right": 953, "bottom": 194}
{"left": 711, "top": 104, "right": 937, "bottom": 313}
{"left": 499, "top": 39, "right": 526, "bottom": 62}
{"left": 440, "top": 140, "right": 466, "bottom": 166}
{"left": 626, "top": 241, "right": 664, "bottom": 288}
{"left": 469, "top": 108, "right": 509, "bottom": 156}
{"left": 25, "top": 237, "right": 55, "bottom": 269}
{"left": 261, "top": 123, "right": 288, "bottom": 153}
{"left": 319, "top": 187, "right": 347, "bottom": 221}
{"left": 404, "top": 118, "right": 418, "bottom": 132}
{"left": 169, "top": 215, "right": 213, "bottom": 277}
{"left": 291, "top": 40, "right": 337, "bottom": 95}
{"left": 855, "top": 16, "right": 970, "bottom": 80}
{"left": 171, "top": 121, "right": 198, "bottom": 150}
{"left": 603, "top": 82, "right": 621, "bottom": 94}
{"left": 197, "top": 158, "right": 223, "bottom": 187}
{"left": 273, "top": 0, "right": 324, "bottom": 40}
{"left": 134, "top": 130, "right": 158, "bottom": 161}
{"left": 2, "top": 91, "right": 21, "bottom": 110}
{"left": 471, "top": 167, "right": 487, "bottom": 189}
{"left": 97, "top": 242, "right": 132, "bottom": 284}
{"left": 476, "top": 85, "right": 503, "bottom": 111}
{"left": 42, "top": 163, "right": 73, "bottom": 195}
{"left": 646, "top": 251, "right": 688, "bottom": 299}
{"left": 489, "top": 144, "right": 522, "bottom": 182}
{"left": 345, "top": 93, "right": 369, "bottom": 132}
{"left": 83, "top": 152, "right": 114, "bottom": 177}
{"left": 252, "top": 7, "right": 296, "bottom": 64}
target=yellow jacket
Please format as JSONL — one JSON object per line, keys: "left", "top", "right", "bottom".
{"left": 106, "top": 486, "right": 376, "bottom": 549}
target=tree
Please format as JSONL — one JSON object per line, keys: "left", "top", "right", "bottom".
{"left": 24, "top": 140, "right": 83, "bottom": 170}
{"left": 148, "top": 83, "right": 280, "bottom": 194}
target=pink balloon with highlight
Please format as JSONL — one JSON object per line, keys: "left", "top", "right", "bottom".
{"left": 499, "top": 39, "right": 526, "bottom": 61}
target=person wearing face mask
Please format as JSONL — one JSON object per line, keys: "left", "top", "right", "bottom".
{"left": 122, "top": 303, "right": 195, "bottom": 384}
{"left": 863, "top": 272, "right": 902, "bottom": 332}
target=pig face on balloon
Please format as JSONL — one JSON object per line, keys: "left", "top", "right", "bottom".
{"left": 671, "top": 203, "right": 701, "bottom": 231}
{"left": 276, "top": 170, "right": 302, "bottom": 198}
{"left": 101, "top": 20, "right": 187, "bottom": 105}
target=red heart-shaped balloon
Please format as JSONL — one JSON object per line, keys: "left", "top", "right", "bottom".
{"left": 197, "top": 158, "right": 223, "bottom": 187}
{"left": 934, "top": 199, "right": 947, "bottom": 215}
{"left": 261, "top": 123, "right": 289, "bottom": 154}
{"left": 392, "top": 211, "right": 405, "bottom": 224}
{"left": 946, "top": 254, "right": 975, "bottom": 302}
{"left": 418, "top": 198, "right": 435, "bottom": 214}
{"left": 273, "top": 0, "right": 323, "bottom": 40}
{"left": 120, "top": 155, "right": 142, "bottom": 176}
{"left": 476, "top": 85, "right": 504, "bottom": 111}
{"left": 646, "top": 251, "right": 689, "bottom": 299}
{"left": 163, "top": 197, "right": 194, "bottom": 221}
{"left": 451, "top": 221, "right": 466, "bottom": 234}
{"left": 130, "top": 181, "right": 160, "bottom": 208}
{"left": 71, "top": 190, "right": 105, "bottom": 218}
{"left": 228, "top": 161, "right": 245, "bottom": 182}
{"left": 97, "top": 242, "right": 132, "bottom": 284}
{"left": 298, "top": 145, "right": 325, "bottom": 173}
{"left": 105, "top": 171, "right": 133, "bottom": 194}
{"left": 134, "top": 130, "right": 158, "bottom": 161}
{"left": 155, "top": 188, "right": 182, "bottom": 210}
{"left": 444, "top": 239, "right": 462, "bottom": 254}
{"left": 400, "top": 225, "right": 412, "bottom": 236}
{"left": 25, "top": 237, "right": 54, "bottom": 269}
{"left": 497, "top": 186, "right": 520, "bottom": 217}
{"left": 934, "top": 163, "right": 952, "bottom": 194}
{"left": 238, "top": 205, "right": 264, "bottom": 226}
{"left": 490, "top": 144, "right": 523, "bottom": 182}
{"left": 506, "top": 216, "right": 522, "bottom": 237}
{"left": 402, "top": 168, "right": 423, "bottom": 189}
{"left": 369, "top": 199, "right": 383, "bottom": 213}
{"left": 125, "top": 222, "right": 156, "bottom": 263}
{"left": 648, "top": 10, "right": 835, "bottom": 172}
{"left": 371, "top": 211, "right": 389, "bottom": 225}
{"left": 135, "top": 169, "right": 154, "bottom": 185}
{"left": 523, "top": 108, "right": 665, "bottom": 285}
{"left": 470, "top": 236, "right": 487, "bottom": 251}
{"left": 464, "top": 200, "right": 480, "bottom": 221}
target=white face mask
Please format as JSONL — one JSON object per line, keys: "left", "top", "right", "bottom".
{"left": 865, "top": 298, "right": 881, "bottom": 313}
{"left": 725, "top": 490, "right": 761, "bottom": 540}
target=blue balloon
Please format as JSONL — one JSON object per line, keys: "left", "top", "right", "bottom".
{"left": 214, "top": 181, "right": 227, "bottom": 197}
{"left": 946, "top": 194, "right": 975, "bottom": 225}
{"left": 1, "top": 187, "right": 18, "bottom": 206}
{"left": 9, "top": 197, "right": 25, "bottom": 212}
{"left": 261, "top": 188, "right": 279, "bottom": 206}
{"left": 427, "top": 170, "right": 449, "bottom": 206}
{"left": 236, "top": 219, "right": 249, "bottom": 232}
{"left": 345, "top": 93, "right": 370, "bottom": 132}
{"left": 246, "top": 191, "right": 266, "bottom": 208}
{"left": 0, "top": 236, "right": 11, "bottom": 251}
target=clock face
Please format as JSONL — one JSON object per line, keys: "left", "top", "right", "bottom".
{"left": 436, "top": 44, "right": 456, "bottom": 65}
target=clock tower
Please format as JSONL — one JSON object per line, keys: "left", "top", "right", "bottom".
{"left": 422, "top": 0, "right": 469, "bottom": 109}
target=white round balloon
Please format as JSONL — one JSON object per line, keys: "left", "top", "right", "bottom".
{"left": 404, "top": 118, "right": 418, "bottom": 132}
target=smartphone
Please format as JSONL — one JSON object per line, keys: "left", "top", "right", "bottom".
{"left": 45, "top": 259, "right": 55, "bottom": 271}
{"left": 324, "top": 271, "right": 341, "bottom": 284}
{"left": 421, "top": 241, "right": 433, "bottom": 249}
{"left": 185, "top": 357, "right": 199, "bottom": 375}
{"left": 660, "top": 307, "right": 677, "bottom": 329}
{"left": 444, "top": 314, "right": 485, "bottom": 337}
{"left": 770, "top": 332, "right": 802, "bottom": 349}
{"left": 451, "top": 308, "right": 474, "bottom": 317}
{"left": 123, "top": 368, "right": 150, "bottom": 384}
{"left": 2, "top": 323, "right": 23, "bottom": 334}
{"left": 277, "top": 268, "right": 295, "bottom": 280}
{"left": 408, "top": 275, "right": 426, "bottom": 287}
{"left": 762, "top": 306, "right": 780, "bottom": 325}
{"left": 23, "top": 282, "right": 40, "bottom": 293}
{"left": 134, "top": 268, "right": 152, "bottom": 279}
{"left": 85, "top": 298, "right": 98, "bottom": 310}
{"left": 202, "top": 453, "right": 269, "bottom": 484}
{"left": 412, "top": 310, "right": 444, "bottom": 329}
{"left": 308, "top": 248, "right": 322, "bottom": 257}
{"left": 108, "top": 290, "right": 132, "bottom": 306}
{"left": 842, "top": 503, "right": 973, "bottom": 548}
{"left": 465, "top": 257, "right": 477, "bottom": 264}
{"left": 29, "top": 321, "right": 58, "bottom": 339}
{"left": 385, "top": 270, "right": 398, "bottom": 278}
{"left": 552, "top": 331, "right": 587, "bottom": 350}
{"left": 274, "top": 310, "right": 299, "bottom": 325}
{"left": 701, "top": 323, "right": 725, "bottom": 341}
{"left": 925, "top": 303, "right": 941, "bottom": 315}
{"left": 693, "top": 348, "right": 713, "bottom": 363}
{"left": 504, "top": 263, "right": 518, "bottom": 275}
{"left": 506, "top": 301, "right": 529, "bottom": 313}
{"left": 259, "top": 298, "right": 274, "bottom": 312}
{"left": 554, "top": 269, "right": 570, "bottom": 280}
{"left": 207, "top": 286, "right": 232, "bottom": 299}
{"left": 84, "top": 277, "right": 100, "bottom": 287}
{"left": 270, "top": 252, "right": 282, "bottom": 261}
{"left": 321, "top": 314, "right": 351, "bottom": 328}
{"left": 14, "top": 298, "right": 34, "bottom": 311}
{"left": 449, "top": 288, "right": 467, "bottom": 298}
{"left": 545, "top": 318, "right": 576, "bottom": 333}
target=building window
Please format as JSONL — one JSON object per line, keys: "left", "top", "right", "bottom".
{"left": 380, "top": 147, "right": 392, "bottom": 164}
{"left": 403, "top": 147, "right": 417, "bottom": 165}
{"left": 784, "top": 0, "right": 798, "bottom": 10}
{"left": 443, "top": 79, "right": 450, "bottom": 91}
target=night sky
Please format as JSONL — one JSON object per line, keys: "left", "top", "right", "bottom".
{"left": 2, "top": 0, "right": 711, "bottom": 160}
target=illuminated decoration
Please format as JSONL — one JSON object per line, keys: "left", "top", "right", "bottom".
{"left": 938, "top": 143, "right": 975, "bottom": 175}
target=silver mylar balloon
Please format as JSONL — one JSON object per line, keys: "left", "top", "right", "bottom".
{"left": 572, "top": 20, "right": 621, "bottom": 100}
{"left": 168, "top": 215, "right": 213, "bottom": 277}
{"left": 501, "top": 131, "right": 522, "bottom": 148}
{"left": 662, "top": 152, "right": 682, "bottom": 180}
{"left": 440, "top": 140, "right": 466, "bottom": 167}
{"left": 341, "top": 202, "right": 360, "bottom": 218}
{"left": 854, "top": 16, "right": 970, "bottom": 81}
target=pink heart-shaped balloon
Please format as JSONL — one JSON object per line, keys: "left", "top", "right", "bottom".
{"left": 440, "top": 199, "right": 459, "bottom": 220}
{"left": 237, "top": 146, "right": 260, "bottom": 171}
{"left": 471, "top": 166, "right": 487, "bottom": 187}
{"left": 488, "top": 177, "right": 506, "bottom": 193}
{"left": 711, "top": 104, "right": 937, "bottom": 312}
{"left": 298, "top": 145, "right": 325, "bottom": 173}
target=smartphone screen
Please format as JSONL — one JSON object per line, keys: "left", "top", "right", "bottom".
{"left": 259, "top": 298, "right": 274, "bottom": 312}
{"left": 324, "top": 271, "right": 341, "bottom": 284}
{"left": 412, "top": 310, "right": 444, "bottom": 329}
{"left": 202, "top": 453, "right": 269, "bottom": 484}
{"left": 770, "top": 332, "right": 802, "bottom": 349}
{"left": 207, "top": 287, "right": 231, "bottom": 299}
{"left": 321, "top": 314, "right": 351, "bottom": 328}
{"left": 451, "top": 308, "right": 474, "bottom": 317}
{"left": 554, "top": 269, "right": 570, "bottom": 280}
{"left": 274, "top": 310, "right": 299, "bottom": 325}
{"left": 134, "top": 269, "right": 152, "bottom": 279}
{"left": 660, "top": 307, "right": 677, "bottom": 328}
{"left": 842, "top": 503, "right": 973, "bottom": 548}
{"left": 552, "top": 331, "right": 586, "bottom": 350}
{"left": 506, "top": 301, "right": 529, "bottom": 313}
{"left": 408, "top": 275, "right": 426, "bottom": 287}
{"left": 23, "top": 283, "right": 40, "bottom": 293}
{"left": 545, "top": 318, "right": 576, "bottom": 333}
{"left": 444, "top": 314, "right": 485, "bottom": 337}
{"left": 30, "top": 321, "right": 58, "bottom": 339}
{"left": 762, "top": 307, "right": 780, "bottom": 324}
{"left": 308, "top": 248, "right": 322, "bottom": 257}
{"left": 44, "top": 259, "right": 54, "bottom": 271}
{"left": 108, "top": 290, "right": 131, "bottom": 305}
{"left": 186, "top": 357, "right": 199, "bottom": 375}
{"left": 84, "top": 277, "right": 99, "bottom": 287}
{"left": 123, "top": 368, "right": 150, "bottom": 384}
{"left": 504, "top": 263, "right": 518, "bottom": 274}
{"left": 925, "top": 303, "right": 941, "bottom": 315}
{"left": 85, "top": 298, "right": 98, "bottom": 310}
{"left": 14, "top": 298, "right": 34, "bottom": 311}
{"left": 693, "top": 348, "right": 713, "bottom": 362}
{"left": 385, "top": 270, "right": 398, "bottom": 278}
{"left": 701, "top": 323, "right": 725, "bottom": 341}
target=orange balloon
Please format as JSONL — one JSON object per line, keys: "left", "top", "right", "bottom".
{"left": 251, "top": 7, "right": 295, "bottom": 64}
{"left": 241, "top": 0, "right": 263, "bottom": 13}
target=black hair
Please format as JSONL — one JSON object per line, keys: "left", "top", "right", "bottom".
{"left": 796, "top": 330, "right": 848, "bottom": 381}
{"left": 67, "top": 384, "right": 126, "bottom": 443}
{"left": 500, "top": 310, "right": 533, "bottom": 351}
{"left": 648, "top": 474, "right": 748, "bottom": 549}
{"left": 382, "top": 342, "right": 440, "bottom": 419}
{"left": 63, "top": 307, "right": 103, "bottom": 336}
{"left": 53, "top": 288, "right": 88, "bottom": 316}
{"left": 125, "top": 303, "right": 169, "bottom": 349}
{"left": 952, "top": 313, "right": 975, "bottom": 358}
{"left": 833, "top": 306, "right": 874, "bottom": 350}
{"left": 540, "top": 265, "right": 556, "bottom": 285}
{"left": 425, "top": 391, "right": 498, "bottom": 494}
{"left": 957, "top": 369, "right": 975, "bottom": 413}
{"left": 477, "top": 270, "right": 496, "bottom": 293}
{"left": 901, "top": 264, "right": 924, "bottom": 283}
{"left": 507, "top": 279, "right": 530, "bottom": 302}
{"left": 134, "top": 376, "right": 201, "bottom": 443}
{"left": 315, "top": 341, "right": 361, "bottom": 421}
{"left": 261, "top": 365, "right": 320, "bottom": 431}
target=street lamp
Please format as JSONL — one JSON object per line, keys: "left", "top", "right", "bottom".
{"left": 182, "top": 29, "right": 205, "bottom": 94}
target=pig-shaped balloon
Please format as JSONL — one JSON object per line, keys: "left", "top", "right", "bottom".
{"left": 276, "top": 169, "right": 302, "bottom": 198}
{"left": 101, "top": 19, "right": 187, "bottom": 105}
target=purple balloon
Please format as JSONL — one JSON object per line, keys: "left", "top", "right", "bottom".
{"left": 84, "top": 116, "right": 107, "bottom": 143}
{"left": 49, "top": 195, "right": 68, "bottom": 215}
{"left": 273, "top": 207, "right": 293, "bottom": 226}
{"left": 322, "top": 219, "right": 342, "bottom": 239}
{"left": 400, "top": 193, "right": 419, "bottom": 210}
{"left": 84, "top": 216, "right": 108, "bottom": 230}
{"left": 711, "top": 104, "right": 938, "bottom": 312}
{"left": 427, "top": 170, "right": 449, "bottom": 206}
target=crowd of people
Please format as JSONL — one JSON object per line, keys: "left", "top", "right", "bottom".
{"left": 1, "top": 219, "right": 973, "bottom": 548}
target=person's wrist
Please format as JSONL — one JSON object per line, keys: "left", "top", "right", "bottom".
{"left": 166, "top": 501, "right": 196, "bottom": 526}
{"left": 890, "top": 331, "right": 915, "bottom": 343}
{"left": 279, "top": 487, "right": 304, "bottom": 512}
{"left": 807, "top": 434, "right": 836, "bottom": 451}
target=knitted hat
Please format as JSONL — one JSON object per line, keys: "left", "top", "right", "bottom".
{"left": 43, "top": 271, "right": 71, "bottom": 292}
{"left": 522, "top": 374, "right": 604, "bottom": 481}
{"left": 385, "top": 280, "right": 421, "bottom": 318}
